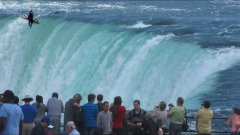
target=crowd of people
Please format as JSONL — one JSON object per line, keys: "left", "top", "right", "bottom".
{"left": 0, "top": 89, "right": 239, "bottom": 135}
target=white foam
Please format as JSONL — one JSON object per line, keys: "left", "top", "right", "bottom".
{"left": 127, "top": 21, "right": 152, "bottom": 29}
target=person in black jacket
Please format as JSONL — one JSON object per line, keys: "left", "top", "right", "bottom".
{"left": 142, "top": 112, "right": 162, "bottom": 135}
{"left": 28, "top": 10, "right": 34, "bottom": 28}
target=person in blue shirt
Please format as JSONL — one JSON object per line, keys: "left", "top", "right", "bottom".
{"left": 83, "top": 94, "right": 99, "bottom": 135}
{"left": 21, "top": 95, "right": 37, "bottom": 135}
{"left": 0, "top": 90, "right": 24, "bottom": 135}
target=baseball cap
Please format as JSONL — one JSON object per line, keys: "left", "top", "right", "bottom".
{"left": 41, "top": 116, "right": 54, "bottom": 128}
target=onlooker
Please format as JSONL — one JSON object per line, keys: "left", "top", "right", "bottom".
{"left": 168, "top": 97, "right": 185, "bottom": 135}
{"left": 47, "top": 92, "right": 64, "bottom": 135}
{"left": 127, "top": 100, "right": 146, "bottom": 135}
{"left": 195, "top": 100, "right": 213, "bottom": 135}
{"left": 65, "top": 121, "right": 80, "bottom": 135}
{"left": 110, "top": 96, "right": 126, "bottom": 135}
{"left": 97, "top": 101, "right": 112, "bottom": 135}
{"left": 142, "top": 112, "right": 162, "bottom": 135}
{"left": 0, "top": 90, "right": 24, "bottom": 135}
{"left": 226, "top": 107, "right": 240, "bottom": 135}
{"left": 82, "top": 94, "right": 99, "bottom": 135}
{"left": 31, "top": 115, "right": 54, "bottom": 135}
{"left": 32, "top": 95, "right": 47, "bottom": 125}
{"left": 64, "top": 93, "right": 83, "bottom": 132}
{"left": 13, "top": 96, "right": 21, "bottom": 134}
{"left": 97, "top": 94, "right": 104, "bottom": 112}
{"left": 155, "top": 101, "right": 168, "bottom": 135}
{"left": 21, "top": 95, "right": 37, "bottom": 135}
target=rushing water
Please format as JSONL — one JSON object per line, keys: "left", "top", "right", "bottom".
{"left": 1, "top": 0, "right": 240, "bottom": 110}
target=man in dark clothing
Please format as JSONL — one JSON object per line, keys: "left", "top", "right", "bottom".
{"left": 96, "top": 94, "right": 104, "bottom": 112}
{"left": 64, "top": 93, "right": 82, "bottom": 132}
{"left": 31, "top": 115, "right": 53, "bottom": 135}
{"left": 28, "top": 10, "right": 34, "bottom": 28}
{"left": 142, "top": 112, "right": 162, "bottom": 135}
{"left": 127, "top": 100, "right": 146, "bottom": 135}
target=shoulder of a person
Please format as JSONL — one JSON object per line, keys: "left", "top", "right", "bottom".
{"left": 141, "top": 108, "right": 147, "bottom": 113}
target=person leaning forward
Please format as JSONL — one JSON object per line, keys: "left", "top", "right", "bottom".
{"left": 64, "top": 93, "right": 83, "bottom": 132}
{"left": 195, "top": 101, "right": 213, "bottom": 135}
{"left": 47, "top": 92, "right": 64, "bottom": 135}
{"left": 168, "top": 97, "right": 186, "bottom": 135}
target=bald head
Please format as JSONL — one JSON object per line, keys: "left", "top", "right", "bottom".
{"left": 65, "top": 121, "right": 76, "bottom": 133}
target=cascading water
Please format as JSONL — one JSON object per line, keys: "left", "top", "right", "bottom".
{"left": 1, "top": 0, "right": 240, "bottom": 110}
{"left": 1, "top": 17, "right": 240, "bottom": 109}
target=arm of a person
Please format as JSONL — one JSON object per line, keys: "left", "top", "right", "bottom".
{"left": 226, "top": 115, "right": 232, "bottom": 126}
{"left": 110, "top": 114, "right": 113, "bottom": 129}
{"left": 126, "top": 111, "right": 133, "bottom": 126}
{"left": 195, "top": 111, "right": 201, "bottom": 130}
{"left": 168, "top": 107, "right": 174, "bottom": 118}
{"left": 96, "top": 113, "right": 101, "bottom": 126}
{"left": 0, "top": 117, "right": 6, "bottom": 133}
{"left": 95, "top": 106, "right": 99, "bottom": 117}
{"left": 61, "top": 101, "right": 64, "bottom": 113}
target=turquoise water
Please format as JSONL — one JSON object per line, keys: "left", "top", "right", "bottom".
{"left": 1, "top": 1, "right": 240, "bottom": 110}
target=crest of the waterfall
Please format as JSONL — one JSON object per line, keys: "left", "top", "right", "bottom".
{"left": 1, "top": 17, "right": 240, "bottom": 109}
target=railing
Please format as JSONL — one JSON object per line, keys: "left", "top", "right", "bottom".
{"left": 184, "top": 116, "right": 232, "bottom": 134}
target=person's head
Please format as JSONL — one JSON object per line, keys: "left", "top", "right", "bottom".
{"left": 233, "top": 107, "right": 240, "bottom": 115}
{"left": 13, "top": 96, "right": 19, "bottom": 105}
{"left": 97, "top": 94, "right": 103, "bottom": 102}
{"left": 88, "top": 94, "right": 95, "bottom": 103}
{"left": 52, "top": 92, "right": 58, "bottom": 98}
{"left": 41, "top": 116, "right": 53, "bottom": 128}
{"left": 22, "top": 95, "right": 33, "bottom": 103}
{"left": 159, "top": 101, "right": 166, "bottom": 111}
{"left": 145, "top": 112, "right": 156, "bottom": 120}
{"left": 2, "top": 90, "right": 15, "bottom": 103}
{"left": 114, "top": 96, "right": 122, "bottom": 106}
{"left": 203, "top": 100, "right": 211, "bottom": 108}
{"left": 65, "top": 121, "right": 76, "bottom": 133}
{"left": 36, "top": 95, "right": 43, "bottom": 103}
{"left": 177, "top": 97, "right": 184, "bottom": 106}
{"left": 133, "top": 100, "right": 140, "bottom": 110}
{"left": 103, "top": 101, "right": 110, "bottom": 112}
{"left": 73, "top": 93, "right": 82, "bottom": 104}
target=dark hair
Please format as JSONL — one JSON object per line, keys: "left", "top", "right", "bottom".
{"left": 103, "top": 101, "right": 109, "bottom": 106}
{"left": 97, "top": 94, "right": 103, "bottom": 102}
{"left": 159, "top": 101, "right": 166, "bottom": 111}
{"left": 203, "top": 100, "right": 211, "bottom": 108}
{"left": 88, "top": 94, "right": 96, "bottom": 102}
{"left": 13, "top": 96, "right": 19, "bottom": 105}
{"left": 177, "top": 97, "right": 184, "bottom": 105}
{"left": 36, "top": 95, "right": 43, "bottom": 108}
{"left": 52, "top": 92, "right": 58, "bottom": 98}
{"left": 73, "top": 94, "right": 82, "bottom": 103}
{"left": 114, "top": 96, "right": 122, "bottom": 106}
{"left": 36, "top": 95, "right": 43, "bottom": 103}
{"left": 233, "top": 107, "right": 240, "bottom": 115}
{"left": 133, "top": 100, "right": 140, "bottom": 105}
{"left": 2, "top": 90, "right": 15, "bottom": 103}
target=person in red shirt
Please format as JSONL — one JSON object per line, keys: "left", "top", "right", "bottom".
{"left": 110, "top": 96, "right": 126, "bottom": 135}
